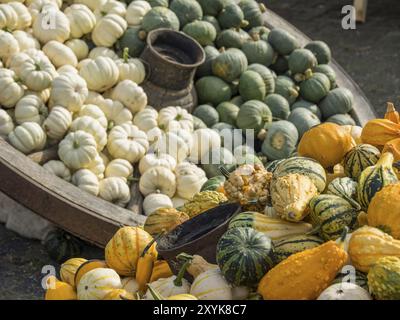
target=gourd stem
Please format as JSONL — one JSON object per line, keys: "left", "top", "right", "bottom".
{"left": 123, "top": 47, "right": 130, "bottom": 63}
{"left": 240, "top": 20, "right": 249, "bottom": 28}
{"left": 387, "top": 102, "right": 396, "bottom": 113}
{"left": 173, "top": 260, "right": 191, "bottom": 287}
{"left": 176, "top": 253, "right": 194, "bottom": 264}
{"left": 377, "top": 151, "right": 394, "bottom": 166}
{"left": 147, "top": 284, "right": 165, "bottom": 300}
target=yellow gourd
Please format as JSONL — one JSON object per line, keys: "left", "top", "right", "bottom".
{"left": 136, "top": 236, "right": 159, "bottom": 294}
{"left": 150, "top": 260, "right": 173, "bottom": 283}
{"left": 44, "top": 276, "right": 77, "bottom": 300}
{"left": 60, "top": 258, "right": 87, "bottom": 287}
{"left": 361, "top": 119, "right": 400, "bottom": 147}
{"left": 144, "top": 208, "right": 189, "bottom": 236}
{"left": 74, "top": 259, "right": 108, "bottom": 287}
{"left": 102, "top": 289, "right": 136, "bottom": 300}
{"left": 384, "top": 102, "right": 400, "bottom": 124}
{"left": 105, "top": 227, "right": 157, "bottom": 277}
{"left": 348, "top": 226, "right": 400, "bottom": 273}
{"left": 257, "top": 229, "right": 348, "bottom": 300}
{"left": 383, "top": 138, "right": 400, "bottom": 161}
{"left": 367, "top": 183, "right": 400, "bottom": 239}
{"left": 298, "top": 123, "right": 356, "bottom": 168}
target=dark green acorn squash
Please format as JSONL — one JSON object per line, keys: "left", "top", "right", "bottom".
{"left": 261, "top": 120, "right": 299, "bottom": 160}
{"left": 239, "top": 70, "right": 266, "bottom": 101}
{"left": 116, "top": 27, "right": 146, "bottom": 58}
{"left": 202, "top": 15, "right": 221, "bottom": 34}
{"left": 299, "top": 71, "right": 331, "bottom": 103}
{"left": 247, "top": 64, "right": 275, "bottom": 95}
{"left": 146, "top": 0, "right": 169, "bottom": 7}
{"left": 264, "top": 94, "right": 290, "bottom": 120}
{"left": 343, "top": 144, "right": 381, "bottom": 180}
{"left": 216, "top": 227, "right": 275, "bottom": 286}
{"left": 273, "top": 156, "right": 327, "bottom": 192}
{"left": 141, "top": 7, "right": 180, "bottom": 33}
{"left": 193, "top": 104, "right": 220, "bottom": 127}
{"left": 212, "top": 48, "right": 248, "bottom": 82}
{"left": 216, "top": 102, "right": 240, "bottom": 126}
{"left": 196, "top": 46, "right": 220, "bottom": 78}
{"left": 216, "top": 28, "right": 245, "bottom": 49}
{"left": 268, "top": 28, "right": 300, "bottom": 56}
{"left": 242, "top": 35, "right": 276, "bottom": 67}
{"left": 238, "top": 0, "right": 266, "bottom": 29}
{"left": 230, "top": 96, "right": 244, "bottom": 107}
{"left": 305, "top": 40, "right": 332, "bottom": 65}
{"left": 182, "top": 20, "right": 217, "bottom": 46}
{"left": 196, "top": 76, "right": 232, "bottom": 106}
{"left": 44, "top": 229, "right": 83, "bottom": 263}
{"left": 319, "top": 88, "right": 354, "bottom": 119}
{"left": 288, "top": 107, "right": 321, "bottom": 138}
{"left": 236, "top": 100, "right": 272, "bottom": 133}
{"left": 192, "top": 115, "right": 208, "bottom": 130}
{"left": 291, "top": 99, "right": 322, "bottom": 119}
{"left": 202, "top": 147, "right": 236, "bottom": 178}
{"left": 273, "top": 234, "right": 324, "bottom": 263}
{"left": 313, "top": 64, "right": 337, "bottom": 88}
{"left": 275, "top": 75, "right": 299, "bottom": 105}
{"left": 197, "top": 0, "right": 225, "bottom": 16}
{"left": 200, "top": 175, "right": 226, "bottom": 192}
{"left": 288, "top": 48, "right": 318, "bottom": 79}
{"left": 309, "top": 194, "right": 359, "bottom": 240}
{"left": 326, "top": 114, "right": 356, "bottom": 126}
{"left": 270, "top": 55, "right": 289, "bottom": 74}
{"left": 170, "top": 0, "right": 203, "bottom": 27}
{"left": 218, "top": 3, "right": 248, "bottom": 29}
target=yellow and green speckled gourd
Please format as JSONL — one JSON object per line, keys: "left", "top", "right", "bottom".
{"left": 144, "top": 208, "right": 189, "bottom": 236}
{"left": 181, "top": 191, "right": 228, "bottom": 218}
{"left": 357, "top": 152, "right": 398, "bottom": 210}
{"left": 343, "top": 144, "right": 381, "bottom": 180}
{"left": 368, "top": 256, "right": 400, "bottom": 300}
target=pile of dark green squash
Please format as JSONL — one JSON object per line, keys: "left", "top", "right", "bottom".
{"left": 119, "top": 0, "right": 356, "bottom": 161}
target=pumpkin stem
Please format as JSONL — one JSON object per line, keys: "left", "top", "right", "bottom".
{"left": 173, "top": 259, "right": 191, "bottom": 287}
{"left": 138, "top": 30, "right": 147, "bottom": 41}
{"left": 304, "top": 69, "right": 313, "bottom": 80}
{"left": 147, "top": 284, "right": 165, "bottom": 300}
{"left": 250, "top": 32, "right": 260, "bottom": 42}
{"left": 122, "top": 47, "right": 130, "bottom": 63}
{"left": 107, "top": 120, "right": 115, "bottom": 131}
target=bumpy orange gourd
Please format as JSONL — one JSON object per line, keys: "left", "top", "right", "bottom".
{"left": 298, "top": 123, "right": 356, "bottom": 168}
{"left": 384, "top": 102, "right": 400, "bottom": 124}
{"left": 348, "top": 226, "right": 400, "bottom": 273}
{"left": 367, "top": 184, "right": 400, "bottom": 239}
{"left": 150, "top": 260, "right": 173, "bottom": 282}
{"left": 102, "top": 289, "right": 135, "bottom": 300}
{"left": 257, "top": 236, "right": 348, "bottom": 300}
{"left": 361, "top": 119, "right": 400, "bottom": 147}
{"left": 105, "top": 227, "right": 157, "bottom": 276}
{"left": 383, "top": 138, "right": 400, "bottom": 161}
{"left": 45, "top": 276, "right": 77, "bottom": 300}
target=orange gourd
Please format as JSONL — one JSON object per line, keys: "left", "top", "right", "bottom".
{"left": 361, "top": 119, "right": 400, "bottom": 147}
{"left": 74, "top": 259, "right": 108, "bottom": 287}
{"left": 383, "top": 138, "right": 400, "bottom": 161}
{"left": 298, "top": 123, "right": 356, "bottom": 168}
{"left": 45, "top": 276, "right": 77, "bottom": 300}
{"left": 384, "top": 102, "right": 400, "bottom": 124}
{"left": 150, "top": 260, "right": 173, "bottom": 282}
{"left": 367, "top": 183, "right": 400, "bottom": 239}
{"left": 102, "top": 289, "right": 135, "bottom": 300}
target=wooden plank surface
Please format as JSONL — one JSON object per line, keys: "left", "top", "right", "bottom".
{"left": 263, "top": 10, "right": 376, "bottom": 125}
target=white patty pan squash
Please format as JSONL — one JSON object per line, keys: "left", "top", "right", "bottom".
{"left": 175, "top": 161, "right": 208, "bottom": 200}
{"left": 42, "top": 40, "right": 78, "bottom": 68}
{"left": 105, "top": 158, "right": 133, "bottom": 181}
{"left": 139, "top": 152, "right": 177, "bottom": 175}
{"left": 32, "top": 5, "right": 70, "bottom": 44}
{"left": 50, "top": 72, "right": 89, "bottom": 112}
{"left": 70, "top": 116, "right": 107, "bottom": 151}
{"left": 0, "top": 29, "right": 19, "bottom": 62}
{"left": 92, "top": 13, "right": 127, "bottom": 48}
{"left": 79, "top": 56, "right": 119, "bottom": 92}
{"left": 88, "top": 46, "right": 119, "bottom": 60}
{"left": 126, "top": 0, "right": 150, "bottom": 26}
{"left": 64, "top": 3, "right": 96, "bottom": 39}
{"left": 107, "top": 123, "right": 149, "bottom": 163}
{"left": 8, "top": 2, "right": 32, "bottom": 30}
{"left": 85, "top": 154, "right": 105, "bottom": 179}
{"left": 42, "top": 106, "right": 72, "bottom": 140}
{"left": 115, "top": 51, "right": 146, "bottom": 84}
{"left": 110, "top": 79, "right": 147, "bottom": 114}
{"left": 12, "top": 30, "right": 40, "bottom": 52}
{"left": 8, "top": 122, "right": 47, "bottom": 154}
{"left": 317, "top": 283, "right": 372, "bottom": 300}
{"left": 139, "top": 166, "right": 176, "bottom": 198}
{"left": 65, "top": 39, "right": 89, "bottom": 61}
{"left": 98, "top": 99, "right": 133, "bottom": 129}
{"left": 133, "top": 107, "right": 158, "bottom": 133}
{"left": 153, "top": 131, "right": 190, "bottom": 163}
{"left": 189, "top": 128, "right": 221, "bottom": 163}
{"left": 190, "top": 268, "right": 233, "bottom": 300}
{"left": 73, "top": 0, "right": 107, "bottom": 12}
{"left": 0, "top": 68, "right": 25, "bottom": 108}
{"left": 14, "top": 94, "right": 48, "bottom": 125}
{"left": 0, "top": 3, "right": 19, "bottom": 30}
{"left": 19, "top": 55, "right": 57, "bottom": 91}
{"left": 98, "top": 177, "right": 130, "bottom": 207}
{"left": 0, "top": 109, "right": 14, "bottom": 137}
{"left": 78, "top": 104, "right": 108, "bottom": 129}
{"left": 77, "top": 267, "right": 121, "bottom": 300}
{"left": 72, "top": 168, "right": 100, "bottom": 196}
{"left": 94, "top": 0, "right": 126, "bottom": 21}
{"left": 42, "top": 160, "right": 72, "bottom": 182}
{"left": 142, "top": 192, "right": 173, "bottom": 216}
{"left": 158, "top": 106, "right": 194, "bottom": 132}
{"left": 58, "top": 131, "right": 98, "bottom": 170}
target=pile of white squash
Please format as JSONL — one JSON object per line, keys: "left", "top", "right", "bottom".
{"left": 0, "top": 0, "right": 225, "bottom": 211}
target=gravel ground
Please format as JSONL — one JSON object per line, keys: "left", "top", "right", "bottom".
{"left": 1, "top": 0, "right": 400, "bottom": 300}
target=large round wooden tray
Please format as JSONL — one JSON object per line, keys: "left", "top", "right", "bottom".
{"left": 0, "top": 11, "right": 376, "bottom": 248}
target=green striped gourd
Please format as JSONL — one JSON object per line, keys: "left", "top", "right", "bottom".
{"left": 357, "top": 152, "right": 398, "bottom": 210}
{"left": 327, "top": 177, "right": 358, "bottom": 205}
{"left": 228, "top": 212, "right": 313, "bottom": 241}
{"left": 200, "top": 175, "right": 226, "bottom": 192}
{"left": 343, "top": 144, "right": 381, "bottom": 180}
{"left": 273, "top": 234, "right": 324, "bottom": 263}
{"left": 216, "top": 227, "right": 275, "bottom": 286}
{"left": 273, "top": 157, "right": 327, "bottom": 192}
{"left": 309, "top": 194, "right": 360, "bottom": 240}
{"left": 247, "top": 64, "right": 275, "bottom": 95}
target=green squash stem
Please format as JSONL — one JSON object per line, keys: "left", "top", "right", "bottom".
{"left": 173, "top": 259, "right": 191, "bottom": 287}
